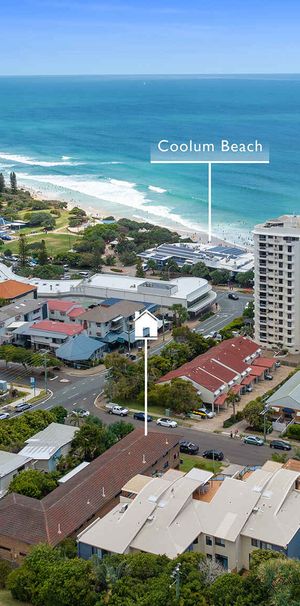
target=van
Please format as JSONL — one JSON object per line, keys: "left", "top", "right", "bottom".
{"left": 79, "top": 271, "right": 89, "bottom": 278}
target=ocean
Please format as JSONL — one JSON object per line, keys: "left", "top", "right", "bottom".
{"left": 0, "top": 75, "right": 300, "bottom": 245}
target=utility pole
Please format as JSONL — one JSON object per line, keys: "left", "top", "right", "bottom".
{"left": 44, "top": 354, "right": 48, "bottom": 394}
{"left": 162, "top": 311, "right": 165, "bottom": 342}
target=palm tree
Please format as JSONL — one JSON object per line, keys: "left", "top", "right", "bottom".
{"left": 225, "top": 390, "right": 240, "bottom": 419}
{"left": 171, "top": 304, "right": 189, "bottom": 327}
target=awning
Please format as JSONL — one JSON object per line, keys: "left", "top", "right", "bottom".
{"left": 241, "top": 375, "right": 253, "bottom": 386}
{"left": 214, "top": 393, "right": 227, "bottom": 406}
{"left": 252, "top": 357, "right": 275, "bottom": 369}
{"left": 250, "top": 366, "right": 265, "bottom": 377}
{"left": 230, "top": 385, "right": 241, "bottom": 395}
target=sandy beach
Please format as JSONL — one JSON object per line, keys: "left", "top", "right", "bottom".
{"left": 26, "top": 183, "right": 251, "bottom": 250}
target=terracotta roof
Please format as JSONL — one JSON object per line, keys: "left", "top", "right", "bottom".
{"left": 252, "top": 357, "right": 275, "bottom": 369}
{"left": 47, "top": 300, "right": 79, "bottom": 312}
{"left": 158, "top": 337, "right": 259, "bottom": 394}
{"left": 241, "top": 375, "right": 254, "bottom": 386}
{"left": 250, "top": 366, "right": 265, "bottom": 376}
{"left": 79, "top": 301, "right": 145, "bottom": 323}
{"left": 68, "top": 306, "right": 85, "bottom": 318}
{"left": 0, "top": 429, "right": 180, "bottom": 547}
{"left": 283, "top": 459, "right": 300, "bottom": 472}
{"left": 0, "top": 280, "right": 37, "bottom": 300}
{"left": 230, "top": 384, "right": 242, "bottom": 394}
{"left": 214, "top": 393, "right": 227, "bottom": 406}
{"left": 31, "top": 320, "right": 83, "bottom": 336}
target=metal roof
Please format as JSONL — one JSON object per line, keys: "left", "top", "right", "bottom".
{"left": 19, "top": 423, "right": 78, "bottom": 460}
{"left": 56, "top": 334, "right": 105, "bottom": 362}
{"left": 0, "top": 450, "right": 32, "bottom": 478}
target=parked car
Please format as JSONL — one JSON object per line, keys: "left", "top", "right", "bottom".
{"left": 129, "top": 354, "right": 137, "bottom": 360}
{"left": 179, "top": 440, "right": 199, "bottom": 454}
{"left": 14, "top": 403, "right": 32, "bottom": 413}
{"left": 156, "top": 417, "right": 178, "bottom": 428}
{"left": 73, "top": 408, "right": 90, "bottom": 418}
{"left": 243, "top": 435, "right": 264, "bottom": 446}
{"left": 270, "top": 439, "right": 291, "bottom": 451}
{"left": 265, "top": 374, "right": 273, "bottom": 380}
{"left": 275, "top": 361, "right": 281, "bottom": 368}
{"left": 133, "top": 412, "right": 153, "bottom": 422}
{"left": 246, "top": 386, "right": 253, "bottom": 392}
{"left": 191, "top": 407, "right": 215, "bottom": 419}
{"left": 202, "top": 449, "right": 224, "bottom": 461}
{"left": 105, "top": 404, "right": 128, "bottom": 416}
{"left": 0, "top": 412, "right": 10, "bottom": 420}
{"left": 228, "top": 293, "right": 239, "bottom": 300}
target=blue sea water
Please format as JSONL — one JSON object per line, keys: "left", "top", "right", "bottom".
{"left": 0, "top": 75, "right": 300, "bottom": 245}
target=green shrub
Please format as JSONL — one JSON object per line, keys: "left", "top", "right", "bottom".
{"left": 0, "top": 560, "right": 12, "bottom": 589}
{"left": 223, "top": 411, "right": 244, "bottom": 428}
{"left": 287, "top": 424, "right": 300, "bottom": 440}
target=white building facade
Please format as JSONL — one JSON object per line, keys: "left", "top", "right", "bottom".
{"left": 253, "top": 215, "right": 300, "bottom": 354}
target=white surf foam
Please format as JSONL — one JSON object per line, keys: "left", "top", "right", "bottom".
{"left": 148, "top": 185, "right": 167, "bottom": 193}
{"left": 0, "top": 152, "right": 82, "bottom": 167}
{"left": 17, "top": 172, "right": 209, "bottom": 234}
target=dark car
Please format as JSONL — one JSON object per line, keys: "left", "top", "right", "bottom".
{"left": 228, "top": 293, "right": 239, "bottom": 300}
{"left": 179, "top": 440, "right": 199, "bottom": 455}
{"left": 202, "top": 449, "right": 224, "bottom": 461}
{"left": 14, "top": 403, "right": 32, "bottom": 413}
{"left": 270, "top": 439, "right": 291, "bottom": 451}
{"left": 133, "top": 412, "right": 153, "bottom": 422}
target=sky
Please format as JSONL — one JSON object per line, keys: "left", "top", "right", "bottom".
{"left": 0, "top": 0, "right": 299, "bottom": 75}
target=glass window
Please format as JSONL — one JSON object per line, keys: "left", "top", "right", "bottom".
{"left": 251, "top": 539, "right": 259, "bottom": 547}
{"left": 206, "top": 536, "right": 212, "bottom": 546}
{"left": 215, "top": 537, "right": 225, "bottom": 547}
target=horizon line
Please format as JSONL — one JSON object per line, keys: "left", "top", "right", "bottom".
{"left": 0, "top": 72, "right": 300, "bottom": 78}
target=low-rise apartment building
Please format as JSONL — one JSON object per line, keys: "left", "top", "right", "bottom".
{"left": 47, "top": 299, "right": 85, "bottom": 323}
{"left": 78, "top": 299, "right": 148, "bottom": 347}
{"left": 158, "top": 336, "right": 274, "bottom": 410}
{"left": 0, "top": 451, "right": 33, "bottom": 498}
{"left": 18, "top": 422, "right": 78, "bottom": 472}
{"left": 0, "top": 299, "right": 48, "bottom": 344}
{"left": 78, "top": 463, "right": 300, "bottom": 571}
{"left": 12, "top": 319, "right": 84, "bottom": 351}
{"left": 0, "top": 429, "right": 180, "bottom": 563}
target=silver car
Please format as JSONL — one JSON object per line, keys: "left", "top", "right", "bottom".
{"left": 156, "top": 417, "right": 178, "bottom": 428}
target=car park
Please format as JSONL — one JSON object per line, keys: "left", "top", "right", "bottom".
{"left": 133, "top": 412, "right": 153, "bottom": 422}
{"left": 228, "top": 293, "right": 239, "bottom": 300}
{"left": 243, "top": 435, "right": 264, "bottom": 446}
{"left": 0, "top": 412, "right": 10, "bottom": 420}
{"left": 179, "top": 440, "right": 199, "bottom": 454}
{"left": 202, "top": 449, "right": 224, "bottom": 461}
{"left": 270, "top": 439, "right": 291, "bottom": 451}
{"left": 14, "top": 403, "right": 32, "bottom": 413}
{"left": 156, "top": 417, "right": 178, "bottom": 428}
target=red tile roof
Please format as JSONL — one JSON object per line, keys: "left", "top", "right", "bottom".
{"left": 32, "top": 320, "right": 83, "bottom": 336}
{"left": 230, "top": 384, "right": 241, "bottom": 394}
{"left": 0, "top": 429, "right": 180, "bottom": 547}
{"left": 252, "top": 357, "right": 275, "bottom": 369}
{"left": 250, "top": 366, "right": 265, "bottom": 376}
{"left": 0, "top": 280, "right": 37, "bottom": 300}
{"left": 68, "top": 306, "right": 85, "bottom": 319}
{"left": 158, "top": 337, "right": 259, "bottom": 396}
{"left": 47, "top": 300, "right": 79, "bottom": 312}
{"left": 241, "top": 375, "right": 253, "bottom": 386}
{"left": 214, "top": 393, "right": 227, "bottom": 406}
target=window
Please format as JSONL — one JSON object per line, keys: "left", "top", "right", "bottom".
{"left": 215, "top": 554, "right": 228, "bottom": 570}
{"left": 193, "top": 537, "right": 199, "bottom": 544}
{"left": 215, "top": 537, "right": 225, "bottom": 547}
{"left": 251, "top": 539, "right": 259, "bottom": 547}
{"left": 206, "top": 536, "right": 212, "bottom": 546}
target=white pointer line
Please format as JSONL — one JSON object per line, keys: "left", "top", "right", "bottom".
{"left": 151, "top": 160, "right": 270, "bottom": 164}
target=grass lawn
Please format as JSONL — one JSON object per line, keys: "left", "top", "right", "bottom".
{"left": 5, "top": 232, "right": 79, "bottom": 256}
{"left": 120, "top": 400, "right": 169, "bottom": 418}
{"left": 180, "top": 453, "right": 223, "bottom": 474}
{"left": 17, "top": 209, "right": 70, "bottom": 232}
{"left": 0, "top": 591, "right": 31, "bottom": 606}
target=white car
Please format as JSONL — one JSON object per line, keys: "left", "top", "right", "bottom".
{"left": 0, "top": 412, "right": 10, "bottom": 420}
{"left": 156, "top": 417, "right": 178, "bottom": 428}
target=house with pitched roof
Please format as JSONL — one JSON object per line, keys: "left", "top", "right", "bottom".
{"left": 0, "top": 279, "right": 37, "bottom": 302}
{"left": 158, "top": 337, "right": 274, "bottom": 410}
{"left": 0, "top": 429, "right": 180, "bottom": 563}
{"left": 47, "top": 299, "right": 85, "bottom": 323}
